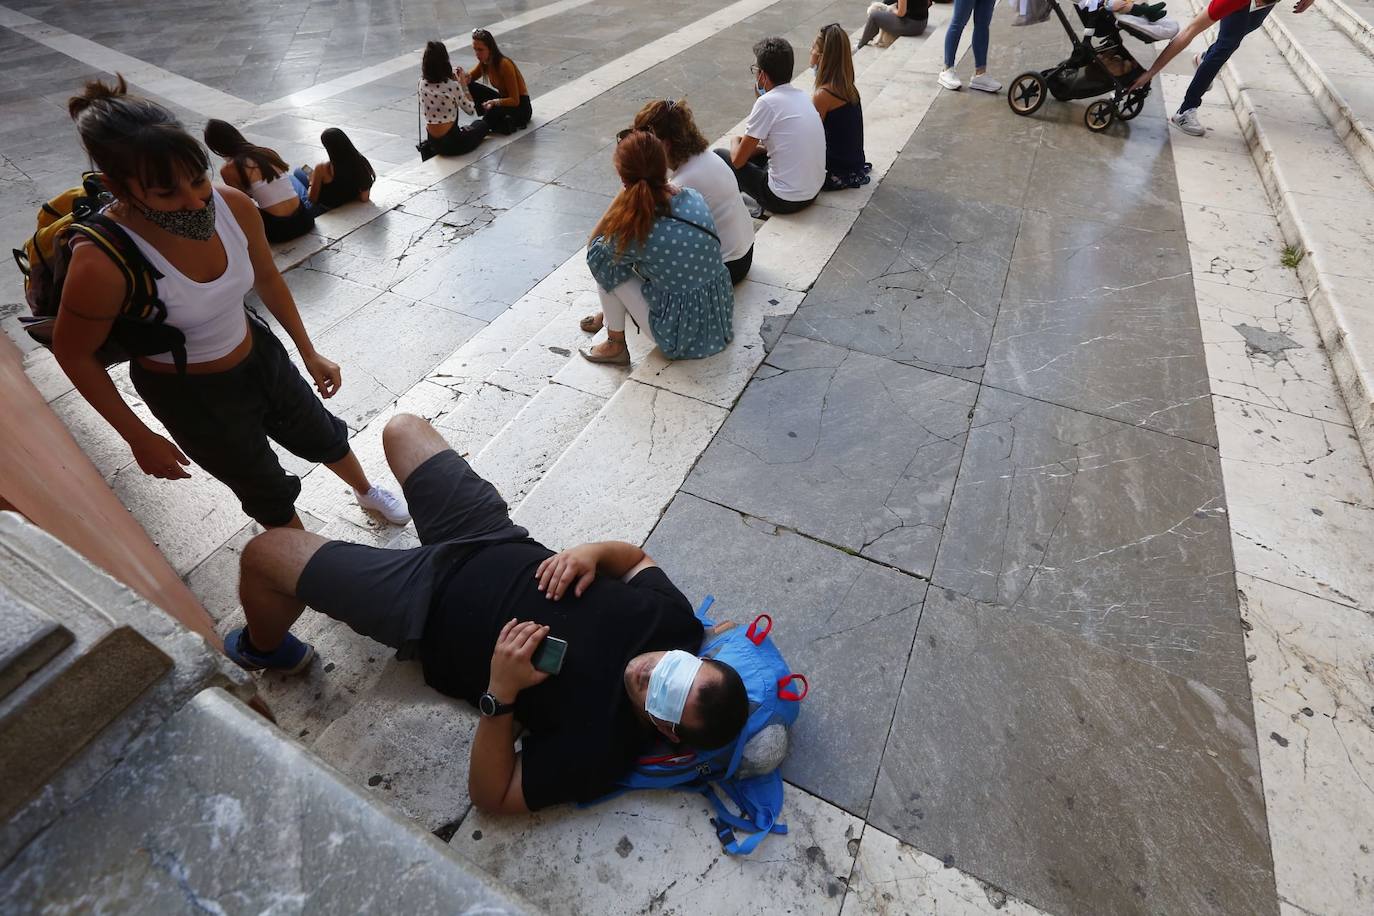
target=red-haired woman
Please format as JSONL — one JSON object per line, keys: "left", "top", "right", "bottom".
{"left": 580, "top": 131, "right": 733, "bottom": 365}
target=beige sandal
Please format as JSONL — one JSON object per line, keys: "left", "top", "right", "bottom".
{"left": 579, "top": 338, "right": 630, "bottom": 366}
{"left": 579, "top": 312, "right": 604, "bottom": 334}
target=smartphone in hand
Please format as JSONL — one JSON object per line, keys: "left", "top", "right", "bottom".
{"left": 532, "top": 636, "right": 568, "bottom": 675}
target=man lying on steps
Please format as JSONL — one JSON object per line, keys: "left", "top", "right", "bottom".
{"left": 228, "top": 413, "right": 749, "bottom": 813}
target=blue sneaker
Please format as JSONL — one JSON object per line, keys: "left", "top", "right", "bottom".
{"left": 224, "top": 627, "right": 315, "bottom": 674}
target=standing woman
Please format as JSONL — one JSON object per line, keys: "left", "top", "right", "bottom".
{"left": 462, "top": 29, "right": 532, "bottom": 135}
{"left": 628, "top": 98, "right": 755, "bottom": 284}
{"left": 857, "top": 0, "right": 930, "bottom": 49}
{"left": 581, "top": 131, "right": 733, "bottom": 365}
{"left": 293, "top": 128, "right": 376, "bottom": 216}
{"left": 939, "top": 0, "right": 1000, "bottom": 92}
{"left": 417, "top": 40, "right": 487, "bottom": 157}
{"left": 810, "top": 24, "right": 871, "bottom": 191}
{"left": 54, "top": 78, "right": 409, "bottom": 531}
{"left": 203, "top": 119, "right": 315, "bottom": 243}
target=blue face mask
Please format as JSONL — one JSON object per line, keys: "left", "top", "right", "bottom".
{"left": 645, "top": 650, "right": 703, "bottom": 725}
{"left": 755, "top": 81, "right": 767, "bottom": 97}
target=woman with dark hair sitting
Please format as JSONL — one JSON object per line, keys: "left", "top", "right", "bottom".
{"left": 629, "top": 98, "right": 755, "bottom": 284}
{"left": 203, "top": 119, "right": 315, "bottom": 243}
{"left": 462, "top": 29, "right": 532, "bottom": 135}
{"left": 811, "top": 24, "right": 871, "bottom": 191}
{"left": 418, "top": 40, "right": 487, "bottom": 157}
{"left": 580, "top": 131, "right": 733, "bottom": 366}
{"left": 53, "top": 77, "right": 409, "bottom": 535}
{"left": 292, "top": 128, "right": 376, "bottom": 216}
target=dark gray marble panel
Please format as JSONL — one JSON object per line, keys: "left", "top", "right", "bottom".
{"left": 931, "top": 386, "right": 1246, "bottom": 694}
{"left": 684, "top": 335, "right": 978, "bottom": 577}
{"left": 986, "top": 209, "right": 1214, "bottom": 444}
{"left": 787, "top": 185, "right": 1020, "bottom": 379}
{"left": 643, "top": 493, "right": 926, "bottom": 817}
{"left": 869, "top": 588, "right": 1276, "bottom": 916}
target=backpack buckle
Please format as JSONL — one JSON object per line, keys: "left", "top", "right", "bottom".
{"left": 710, "top": 817, "right": 736, "bottom": 851}
{"left": 696, "top": 762, "right": 713, "bottom": 776}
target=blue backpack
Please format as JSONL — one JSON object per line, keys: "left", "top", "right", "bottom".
{"left": 596, "top": 596, "right": 809, "bottom": 855}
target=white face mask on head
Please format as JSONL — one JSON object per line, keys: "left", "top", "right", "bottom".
{"left": 645, "top": 650, "right": 703, "bottom": 725}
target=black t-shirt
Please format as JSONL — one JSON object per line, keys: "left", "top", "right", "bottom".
{"left": 420, "top": 540, "right": 703, "bottom": 810}
{"left": 886, "top": 0, "right": 929, "bottom": 20}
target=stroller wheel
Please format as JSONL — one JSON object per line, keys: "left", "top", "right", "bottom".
{"left": 1008, "top": 72, "right": 1047, "bottom": 116}
{"left": 1085, "top": 99, "right": 1115, "bottom": 132}
{"left": 1115, "top": 89, "right": 1147, "bottom": 121}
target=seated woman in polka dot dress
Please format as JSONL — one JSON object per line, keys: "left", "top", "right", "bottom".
{"left": 580, "top": 130, "right": 735, "bottom": 365}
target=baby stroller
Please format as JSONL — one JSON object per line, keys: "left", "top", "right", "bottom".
{"left": 1005, "top": 0, "right": 1176, "bottom": 132}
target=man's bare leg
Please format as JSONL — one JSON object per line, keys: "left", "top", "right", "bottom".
{"left": 238, "top": 527, "right": 330, "bottom": 651}
{"left": 382, "top": 412, "right": 451, "bottom": 485}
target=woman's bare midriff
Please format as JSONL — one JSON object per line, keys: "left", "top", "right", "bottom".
{"left": 135, "top": 324, "right": 252, "bottom": 375}
{"left": 427, "top": 120, "right": 456, "bottom": 137}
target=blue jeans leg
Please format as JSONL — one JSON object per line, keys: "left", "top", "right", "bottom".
{"left": 945, "top": 0, "right": 975, "bottom": 68}
{"left": 1179, "top": 5, "right": 1273, "bottom": 113}
{"left": 972, "top": 0, "right": 996, "bottom": 70}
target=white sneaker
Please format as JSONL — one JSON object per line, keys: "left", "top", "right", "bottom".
{"left": 938, "top": 68, "right": 962, "bottom": 91}
{"left": 355, "top": 485, "right": 411, "bottom": 525}
{"left": 1171, "top": 108, "right": 1206, "bottom": 137}
{"left": 968, "top": 73, "right": 1002, "bottom": 93}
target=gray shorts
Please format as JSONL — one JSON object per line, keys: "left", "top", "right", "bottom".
{"left": 295, "top": 450, "right": 529, "bottom": 658}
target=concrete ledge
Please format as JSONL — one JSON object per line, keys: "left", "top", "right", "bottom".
{"left": 1320, "top": 0, "right": 1374, "bottom": 60}
{"left": 0, "top": 688, "right": 534, "bottom": 915}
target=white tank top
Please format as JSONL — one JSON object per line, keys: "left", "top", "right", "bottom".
{"left": 249, "top": 173, "right": 298, "bottom": 209}
{"left": 118, "top": 188, "right": 255, "bottom": 364}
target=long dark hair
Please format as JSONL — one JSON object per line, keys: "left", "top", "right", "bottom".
{"left": 320, "top": 127, "right": 375, "bottom": 193}
{"left": 68, "top": 75, "right": 209, "bottom": 194}
{"left": 472, "top": 29, "right": 505, "bottom": 68}
{"left": 589, "top": 131, "right": 673, "bottom": 256}
{"left": 422, "top": 40, "right": 453, "bottom": 83}
{"left": 203, "top": 118, "right": 288, "bottom": 186}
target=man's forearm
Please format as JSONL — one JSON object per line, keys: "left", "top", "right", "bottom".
{"left": 1144, "top": 14, "right": 1211, "bottom": 82}
{"left": 468, "top": 705, "right": 519, "bottom": 809}
{"left": 588, "top": 541, "right": 647, "bottom": 578}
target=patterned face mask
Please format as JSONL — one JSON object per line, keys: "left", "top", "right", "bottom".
{"left": 138, "top": 195, "right": 216, "bottom": 241}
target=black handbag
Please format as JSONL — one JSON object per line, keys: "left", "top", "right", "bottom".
{"left": 416, "top": 98, "right": 437, "bottom": 161}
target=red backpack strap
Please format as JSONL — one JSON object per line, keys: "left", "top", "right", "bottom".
{"left": 745, "top": 614, "right": 772, "bottom": 646}
{"left": 776, "top": 674, "right": 808, "bottom": 702}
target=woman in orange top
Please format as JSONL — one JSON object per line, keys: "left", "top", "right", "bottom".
{"left": 461, "top": 29, "right": 532, "bottom": 135}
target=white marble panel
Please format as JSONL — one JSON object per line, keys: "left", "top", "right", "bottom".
{"left": 497, "top": 291, "right": 652, "bottom": 399}
{"left": 108, "top": 459, "right": 250, "bottom": 576}
{"left": 270, "top": 229, "right": 332, "bottom": 274}
{"left": 1197, "top": 277, "right": 1351, "bottom": 425}
{"left": 1171, "top": 147, "right": 1274, "bottom": 214}
{"left": 512, "top": 380, "right": 727, "bottom": 550}
{"left": 427, "top": 294, "right": 570, "bottom": 396}
{"left": 21, "top": 348, "right": 72, "bottom": 403}
{"left": 749, "top": 206, "right": 860, "bottom": 293}
{"left": 471, "top": 382, "right": 606, "bottom": 508}
{"left": 311, "top": 660, "right": 475, "bottom": 833}
{"left": 453, "top": 781, "right": 862, "bottom": 916}
{"left": 310, "top": 176, "right": 422, "bottom": 240}
{"left": 1237, "top": 574, "right": 1374, "bottom": 916}
{"left": 1282, "top": 189, "right": 1374, "bottom": 282}
{"left": 841, "top": 826, "right": 1050, "bottom": 916}
{"left": 1213, "top": 396, "right": 1371, "bottom": 506}
{"left": 433, "top": 382, "right": 532, "bottom": 458}
{"left": 1181, "top": 202, "right": 1306, "bottom": 298}
{"left": 629, "top": 282, "right": 804, "bottom": 408}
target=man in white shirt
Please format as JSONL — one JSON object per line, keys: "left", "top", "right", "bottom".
{"left": 715, "top": 37, "right": 826, "bottom": 215}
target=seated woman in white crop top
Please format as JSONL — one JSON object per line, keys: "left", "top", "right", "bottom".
{"left": 55, "top": 77, "right": 410, "bottom": 532}
{"left": 204, "top": 119, "right": 314, "bottom": 244}
{"left": 417, "top": 40, "right": 487, "bottom": 157}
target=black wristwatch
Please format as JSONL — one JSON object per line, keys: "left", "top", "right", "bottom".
{"left": 478, "top": 692, "right": 515, "bottom": 717}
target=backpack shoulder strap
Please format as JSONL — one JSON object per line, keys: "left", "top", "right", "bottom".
{"left": 67, "top": 214, "right": 165, "bottom": 321}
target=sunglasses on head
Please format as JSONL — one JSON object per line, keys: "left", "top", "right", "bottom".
{"left": 617, "top": 100, "right": 677, "bottom": 141}
{"left": 472, "top": 28, "right": 490, "bottom": 38}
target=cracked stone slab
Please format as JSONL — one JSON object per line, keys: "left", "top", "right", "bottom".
{"left": 1236, "top": 573, "right": 1374, "bottom": 916}
{"left": 305, "top": 209, "right": 470, "bottom": 293}
{"left": 684, "top": 334, "right": 977, "bottom": 578}
{"left": 1181, "top": 202, "right": 1306, "bottom": 299}
{"left": 789, "top": 185, "right": 1019, "bottom": 380}
{"left": 643, "top": 493, "right": 926, "bottom": 816}
{"left": 869, "top": 587, "right": 1276, "bottom": 916}
{"left": 426, "top": 294, "right": 571, "bottom": 397}
{"left": 748, "top": 204, "right": 860, "bottom": 293}
{"left": 932, "top": 385, "right": 1247, "bottom": 694}
{"left": 250, "top": 265, "right": 385, "bottom": 339}
{"left": 472, "top": 382, "right": 606, "bottom": 509}
{"left": 987, "top": 209, "right": 1215, "bottom": 444}
{"left": 840, "top": 825, "right": 1051, "bottom": 916}
{"left": 453, "top": 778, "right": 862, "bottom": 916}
{"left": 513, "top": 380, "right": 727, "bottom": 551}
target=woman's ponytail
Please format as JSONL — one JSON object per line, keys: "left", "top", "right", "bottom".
{"left": 588, "top": 131, "right": 673, "bottom": 255}
{"left": 68, "top": 75, "right": 129, "bottom": 120}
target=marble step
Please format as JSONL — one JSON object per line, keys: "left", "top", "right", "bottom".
{"left": 1196, "top": 0, "right": 1374, "bottom": 476}
{"left": 1322, "top": 0, "right": 1374, "bottom": 58}
{"left": 1262, "top": 3, "right": 1374, "bottom": 187}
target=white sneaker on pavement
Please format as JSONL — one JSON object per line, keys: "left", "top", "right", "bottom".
{"left": 938, "top": 68, "right": 962, "bottom": 90}
{"left": 1171, "top": 108, "right": 1205, "bottom": 137}
{"left": 355, "top": 485, "right": 411, "bottom": 525}
{"left": 968, "top": 73, "right": 1002, "bottom": 93}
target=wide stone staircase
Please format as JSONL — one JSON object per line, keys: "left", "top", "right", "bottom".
{"left": 1181, "top": 0, "right": 1374, "bottom": 475}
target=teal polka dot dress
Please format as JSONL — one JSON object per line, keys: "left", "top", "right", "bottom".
{"left": 586, "top": 188, "right": 734, "bottom": 360}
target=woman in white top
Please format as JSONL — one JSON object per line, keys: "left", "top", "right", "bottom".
{"left": 203, "top": 119, "right": 314, "bottom": 244}
{"left": 631, "top": 98, "right": 754, "bottom": 284}
{"left": 417, "top": 40, "right": 486, "bottom": 157}
{"left": 54, "top": 77, "right": 409, "bottom": 534}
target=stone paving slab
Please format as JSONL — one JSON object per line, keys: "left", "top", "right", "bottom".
{"left": 869, "top": 587, "right": 1276, "bottom": 916}
{"left": 644, "top": 493, "right": 927, "bottom": 816}
{"left": 684, "top": 334, "right": 978, "bottom": 578}
{"left": 930, "top": 385, "right": 1245, "bottom": 695}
